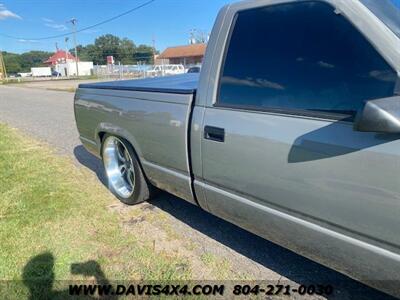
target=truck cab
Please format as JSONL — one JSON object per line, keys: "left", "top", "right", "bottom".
{"left": 75, "top": 0, "right": 400, "bottom": 296}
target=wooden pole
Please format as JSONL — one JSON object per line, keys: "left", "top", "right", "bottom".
{"left": 0, "top": 51, "right": 7, "bottom": 81}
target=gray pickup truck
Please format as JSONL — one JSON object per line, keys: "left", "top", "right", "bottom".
{"left": 75, "top": 0, "right": 400, "bottom": 296}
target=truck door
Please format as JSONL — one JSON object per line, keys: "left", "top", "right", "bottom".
{"left": 200, "top": 1, "right": 400, "bottom": 248}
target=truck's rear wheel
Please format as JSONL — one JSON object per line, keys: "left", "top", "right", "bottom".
{"left": 101, "top": 134, "right": 152, "bottom": 205}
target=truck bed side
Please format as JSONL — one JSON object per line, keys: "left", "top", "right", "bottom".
{"left": 74, "top": 74, "right": 199, "bottom": 204}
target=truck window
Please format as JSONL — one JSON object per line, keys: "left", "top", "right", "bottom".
{"left": 217, "top": 1, "right": 397, "bottom": 118}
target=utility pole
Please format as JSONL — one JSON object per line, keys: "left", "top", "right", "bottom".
{"left": 0, "top": 51, "right": 6, "bottom": 81}
{"left": 189, "top": 29, "right": 196, "bottom": 44}
{"left": 68, "top": 18, "right": 79, "bottom": 77}
{"left": 65, "top": 37, "right": 70, "bottom": 77}
{"left": 152, "top": 35, "right": 156, "bottom": 65}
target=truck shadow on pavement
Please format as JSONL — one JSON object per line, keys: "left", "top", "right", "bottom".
{"left": 73, "top": 145, "right": 396, "bottom": 300}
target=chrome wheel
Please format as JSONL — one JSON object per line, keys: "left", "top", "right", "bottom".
{"left": 102, "top": 136, "right": 135, "bottom": 199}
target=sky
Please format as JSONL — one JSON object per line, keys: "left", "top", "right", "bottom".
{"left": 0, "top": 0, "right": 235, "bottom": 54}
{"left": 0, "top": 0, "right": 399, "bottom": 54}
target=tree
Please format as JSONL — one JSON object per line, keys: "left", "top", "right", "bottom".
{"left": 118, "top": 38, "right": 136, "bottom": 64}
{"left": 3, "top": 52, "right": 21, "bottom": 74}
{"left": 3, "top": 34, "right": 155, "bottom": 73}
{"left": 74, "top": 44, "right": 102, "bottom": 64}
{"left": 2, "top": 51, "right": 52, "bottom": 73}
{"left": 78, "top": 34, "right": 154, "bottom": 65}
{"left": 134, "top": 44, "right": 154, "bottom": 64}
{"left": 94, "top": 34, "right": 121, "bottom": 64}
{"left": 19, "top": 51, "right": 53, "bottom": 70}
{"left": 85, "top": 44, "right": 103, "bottom": 65}
{"left": 74, "top": 45, "right": 90, "bottom": 61}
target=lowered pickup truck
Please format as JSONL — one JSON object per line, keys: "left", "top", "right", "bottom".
{"left": 75, "top": 0, "right": 400, "bottom": 296}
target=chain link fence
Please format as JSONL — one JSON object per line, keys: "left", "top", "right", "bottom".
{"left": 93, "top": 64, "right": 200, "bottom": 80}
{"left": 93, "top": 64, "right": 150, "bottom": 80}
{"left": 2, "top": 63, "right": 200, "bottom": 84}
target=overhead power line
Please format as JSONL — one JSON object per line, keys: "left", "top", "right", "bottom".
{"left": 0, "top": 0, "right": 155, "bottom": 41}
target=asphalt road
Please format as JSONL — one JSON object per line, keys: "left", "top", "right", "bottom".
{"left": 0, "top": 85, "right": 396, "bottom": 300}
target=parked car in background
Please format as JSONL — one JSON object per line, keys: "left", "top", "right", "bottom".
{"left": 52, "top": 71, "right": 61, "bottom": 77}
{"left": 165, "top": 64, "right": 185, "bottom": 75}
{"left": 146, "top": 64, "right": 185, "bottom": 77}
{"left": 187, "top": 66, "right": 201, "bottom": 73}
{"left": 17, "top": 72, "right": 32, "bottom": 78}
{"left": 146, "top": 65, "right": 162, "bottom": 77}
{"left": 75, "top": 0, "right": 400, "bottom": 297}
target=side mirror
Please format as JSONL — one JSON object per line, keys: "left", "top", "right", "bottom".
{"left": 354, "top": 96, "right": 400, "bottom": 133}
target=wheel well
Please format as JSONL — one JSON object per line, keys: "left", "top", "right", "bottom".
{"left": 98, "top": 131, "right": 106, "bottom": 143}
{"left": 99, "top": 132, "right": 153, "bottom": 187}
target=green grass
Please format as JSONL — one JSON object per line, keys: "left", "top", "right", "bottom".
{"left": 46, "top": 87, "right": 77, "bottom": 93}
{"left": 0, "top": 124, "right": 191, "bottom": 298}
{"left": 200, "top": 253, "right": 231, "bottom": 280}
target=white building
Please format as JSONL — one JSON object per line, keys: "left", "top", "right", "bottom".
{"left": 31, "top": 67, "right": 51, "bottom": 77}
{"left": 55, "top": 61, "right": 94, "bottom": 77}
{"left": 44, "top": 50, "right": 93, "bottom": 77}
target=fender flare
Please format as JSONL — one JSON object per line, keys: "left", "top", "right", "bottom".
{"left": 95, "top": 123, "right": 143, "bottom": 160}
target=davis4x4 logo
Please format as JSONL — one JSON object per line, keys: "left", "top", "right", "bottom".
{"left": 69, "top": 284, "right": 225, "bottom": 296}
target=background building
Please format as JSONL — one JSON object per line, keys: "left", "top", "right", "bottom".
{"left": 44, "top": 50, "right": 93, "bottom": 77}
{"left": 54, "top": 61, "right": 94, "bottom": 77}
{"left": 44, "top": 50, "right": 77, "bottom": 66}
{"left": 158, "top": 44, "right": 206, "bottom": 66}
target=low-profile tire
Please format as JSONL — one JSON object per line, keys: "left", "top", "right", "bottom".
{"left": 101, "top": 134, "right": 154, "bottom": 205}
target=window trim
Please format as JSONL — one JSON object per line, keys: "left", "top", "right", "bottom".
{"left": 214, "top": 103, "right": 355, "bottom": 122}
{"left": 214, "top": 0, "right": 394, "bottom": 123}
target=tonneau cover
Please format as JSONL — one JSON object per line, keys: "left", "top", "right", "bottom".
{"left": 79, "top": 73, "right": 199, "bottom": 95}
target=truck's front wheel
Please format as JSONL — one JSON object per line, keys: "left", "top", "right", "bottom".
{"left": 101, "top": 134, "right": 153, "bottom": 205}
